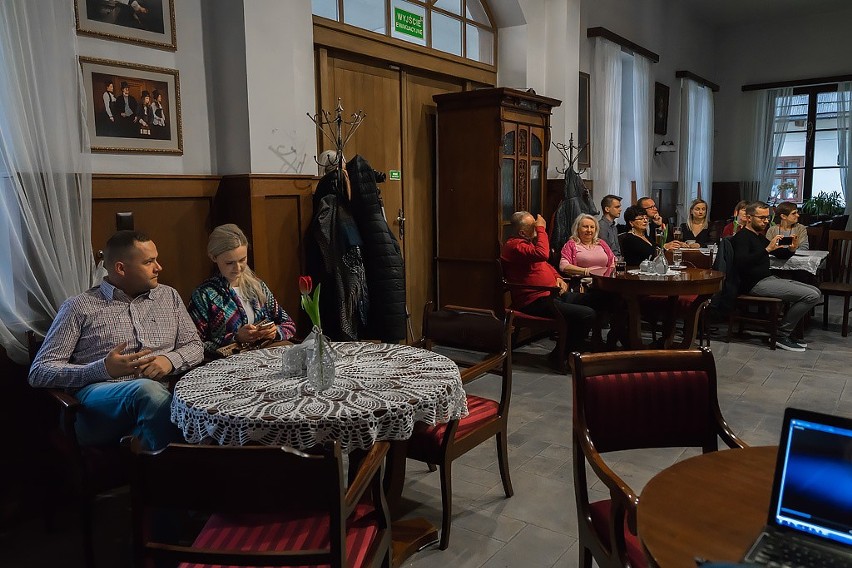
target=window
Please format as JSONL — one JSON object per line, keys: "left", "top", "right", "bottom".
{"left": 313, "top": 0, "right": 495, "bottom": 64}
{"left": 772, "top": 86, "right": 843, "bottom": 203}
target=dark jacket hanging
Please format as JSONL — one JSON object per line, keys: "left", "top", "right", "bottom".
{"left": 550, "top": 168, "right": 599, "bottom": 265}
{"left": 305, "top": 168, "right": 369, "bottom": 341}
{"left": 346, "top": 155, "right": 407, "bottom": 341}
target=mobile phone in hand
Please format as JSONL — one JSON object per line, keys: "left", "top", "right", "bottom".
{"left": 258, "top": 320, "right": 276, "bottom": 329}
{"left": 778, "top": 236, "right": 793, "bottom": 246}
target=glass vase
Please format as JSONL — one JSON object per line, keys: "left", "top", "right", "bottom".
{"left": 306, "top": 326, "right": 335, "bottom": 392}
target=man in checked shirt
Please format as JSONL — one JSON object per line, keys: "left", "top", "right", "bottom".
{"left": 29, "top": 230, "right": 203, "bottom": 450}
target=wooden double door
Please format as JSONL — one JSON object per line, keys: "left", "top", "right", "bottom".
{"left": 315, "top": 49, "right": 468, "bottom": 340}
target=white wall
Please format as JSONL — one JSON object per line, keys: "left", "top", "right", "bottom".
{"left": 243, "top": 0, "right": 316, "bottom": 174}
{"left": 496, "top": 0, "right": 581, "bottom": 178}
{"left": 202, "top": 0, "right": 250, "bottom": 175}
{"left": 714, "top": 7, "right": 852, "bottom": 182}
{"left": 80, "top": 0, "right": 213, "bottom": 174}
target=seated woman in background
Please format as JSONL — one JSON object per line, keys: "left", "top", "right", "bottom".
{"left": 189, "top": 224, "right": 296, "bottom": 355}
{"left": 680, "top": 198, "right": 710, "bottom": 247}
{"left": 621, "top": 205, "right": 656, "bottom": 266}
{"left": 766, "top": 201, "right": 809, "bottom": 250}
{"left": 559, "top": 214, "right": 615, "bottom": 277}
{"left": 721, "top": 199, "right": 748, "bottom": 237}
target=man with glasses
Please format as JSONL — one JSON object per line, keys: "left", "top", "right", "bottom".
{"left": 637, "top": 196, "right": 683, "bottom": 250}
{"left": 731, "top": 201, "right": 821, "bottom": 352}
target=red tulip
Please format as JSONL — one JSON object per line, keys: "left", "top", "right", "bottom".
{"left": 298, "top": 275, "right": 312, "bottom": 295}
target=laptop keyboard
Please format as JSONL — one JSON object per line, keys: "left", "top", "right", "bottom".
{"left": 752, "top": 535, "right": 846, "bottom": 568}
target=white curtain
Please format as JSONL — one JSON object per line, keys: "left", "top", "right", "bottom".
{"left": 746, "top": 87, "right": 795, "bottom": 202}
{"left": 592, "top": 37, "right": 623, "bottom": 201}
{"left": 677, "top": 79, "right": 714, "bottom": 223}
{"left": 837, "top": 82, "right": 852, "bottom": 229}
{"left": 631, "top": 54, "right": 652, "bottom": 200}
{"left": 0, "top": 1, "right": 96, "bottom": 364}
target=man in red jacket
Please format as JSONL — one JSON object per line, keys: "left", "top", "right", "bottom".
{"left": 500, "top": 211, "right": 596, "bottom": 360}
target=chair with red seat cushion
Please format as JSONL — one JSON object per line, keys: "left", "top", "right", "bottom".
{"left": 570, "top": 348, "right": 746, "bottom": 568}
{"left": 408, "top": 302, "right": 514, "bottom": 550}
{"left": 122, "top": 437, "right": 391, "bottom": 568}
{"left": 496, "top": 258, "right": 570, "bottom": 371}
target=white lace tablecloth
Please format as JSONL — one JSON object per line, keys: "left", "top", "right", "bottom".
{"left": 769, "top": 250, "right": 828, "bottom": 275}
{"left": 171, "top": 342, "right": 468, "bottom": 452}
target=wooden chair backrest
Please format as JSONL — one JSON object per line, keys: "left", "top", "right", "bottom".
{"left": 826, "top": 230, "right": 852, "bottom": 284}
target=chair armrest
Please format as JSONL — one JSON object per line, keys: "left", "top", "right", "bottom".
{"left": 717, "top": 416, "right": 749, "bottom": 449}
{"left": 344, "top": 441, "right": 390, "bottom": 513}
{"left": 47, "top": 388, "right": 82, "bottom": 411}
{"left": 578, "top": 431, "right": 639, "bottom": 533}
{"left": 459, "top": 352, "right": 506, "bottom": 384}
{"left": 503, "top": 281, "right": 560, "bottom": 296}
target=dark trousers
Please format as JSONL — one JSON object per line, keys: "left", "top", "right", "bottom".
{"left": 523, "top": 292, "right": 596, "bottom": 351}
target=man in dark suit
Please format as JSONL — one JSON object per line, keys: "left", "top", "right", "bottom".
{"left": 115, "top": 81, "right": 137, "bottom": 136}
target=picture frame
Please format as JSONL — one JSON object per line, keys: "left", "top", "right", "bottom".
{"left": 578, "top": 72, "right": 591, "bottom": 169}
{"left": 75, "top": 0, "right": 176, "bottom": 51}
{"left": 654, "top": 82, "right": 670, "bottom": 136}
{"left": 80, "top": 57, "right": 182, "bottom": 154}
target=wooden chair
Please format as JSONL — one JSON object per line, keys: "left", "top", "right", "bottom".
{"left": 27, "top": 331, "right": 128, "bottom": 568}
{"left": 807, "top": 221, "right": 830, "bottom": 251}
{"left": 570, "top": 348, "right": 746, "bottom": 568}
{"left": 496, "top": 258, "right": 569, "bottom": 371}
{"left": 820, "top": 230, "right": 852, "bottom": 336}
{"left": 726, "top": 295, "right": 783, "bottom": 349}
{"left": 408, "top": 302, "right": 514, "bottom": 550}
{"left": 122, "top": 437, "right": 392, "bottom": 568}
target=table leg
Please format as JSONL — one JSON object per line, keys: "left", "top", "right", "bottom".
{"left": 625, "top": 296, "right": 644, "bottom": 349}
{"left": 660, "top": 296, "right": 679, "bottom": 348}
{"left": 384, "top": 440, "right": 439, "bottom": 566}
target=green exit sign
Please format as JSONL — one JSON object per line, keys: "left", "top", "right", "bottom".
{"left": 394, "top": 7, "right": 423, "bottom": 39}
{"left": 389, "top": 170, "right": 401, "bottom": 180}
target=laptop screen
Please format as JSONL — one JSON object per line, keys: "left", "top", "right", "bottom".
{"left": 772, "top": 411, "right": 852, "bottom": 547}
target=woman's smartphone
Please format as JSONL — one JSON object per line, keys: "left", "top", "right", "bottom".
{"left": 778, "top": 236, "right": 794, "bottom": 246}
{"left": 254, "top": 318, "right": 275, "bottom": 328}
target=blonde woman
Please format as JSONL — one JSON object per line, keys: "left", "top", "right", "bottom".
{"left": 559, "top": 214, "right": 615, "bottom": 276}
{"left": 680, "top": 198, "right": 710, "bottom": 247}
{"left": 189, "top": 224, "right": 296, "bottom": 355}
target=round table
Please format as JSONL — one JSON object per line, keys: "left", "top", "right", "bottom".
{"left": 171, "top": 342, "right": 468, "bottom": 452}
{"left": 592, "top": 267, "right": 724, "bottom": 349}
{"left": 638, "top": 446, "right": 776, "bottom": 567}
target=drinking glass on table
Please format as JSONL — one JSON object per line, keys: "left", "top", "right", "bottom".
{"left": 672, "top": 248, "right": 683, "bottom": 267}
{"left": 655, "top": 228, "right": 666, "bottom": 248}
{"left": 615, "top": 256, "right": 627, "bottom": 274}
{"left": 673, "top": 226, "right": 683, "bottom": 241}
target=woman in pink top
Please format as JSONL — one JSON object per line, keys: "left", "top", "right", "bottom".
{"left": 559, "top": 214, "right": 616, "bottom": 276}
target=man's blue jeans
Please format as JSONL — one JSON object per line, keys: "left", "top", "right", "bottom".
{"left": 74, "top": 378, "right": 183, "bottom": 450}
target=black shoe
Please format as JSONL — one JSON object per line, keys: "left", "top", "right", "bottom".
{"left": 776, "top": 337, "right": 805, "bottom": 352}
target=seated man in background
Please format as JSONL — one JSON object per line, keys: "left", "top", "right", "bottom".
{"left": 637, "top": 196, "right": 684, "bottom": 250}
{"left": 29, "top": 230, "right": 204, "bottom": 450}
{"left": 598, "top": 194, "right": 623, "bottom": 258}
{"left": 500, "top": 211, "right": 596, "bottom": 359}
{"left": 732, "top": 201, "right": 821, "bottom": 352}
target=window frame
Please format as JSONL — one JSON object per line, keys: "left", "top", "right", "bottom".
{"left": 314, "top": 0, "right": 496, "bottom": 65}
{"left": 774, "top": 83, "right": 840, "bottom": 203}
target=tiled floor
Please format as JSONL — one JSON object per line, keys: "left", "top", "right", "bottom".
{"left": 4, "top": 310, "right": 851, "bottom": 567}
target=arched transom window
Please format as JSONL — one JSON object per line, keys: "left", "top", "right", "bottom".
{"left": 312, "top": 0, "right": 495, "bottom": 65}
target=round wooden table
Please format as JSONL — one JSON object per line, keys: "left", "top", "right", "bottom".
{"left": 592, "top": 267, "right": 724, "bottom": 349}
{"left": 638, "top": 446, "right": 777, "bottom": 567}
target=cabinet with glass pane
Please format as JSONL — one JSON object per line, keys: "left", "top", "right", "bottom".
{"left": 433, "top": 87, "right": 561, "bottom": 310}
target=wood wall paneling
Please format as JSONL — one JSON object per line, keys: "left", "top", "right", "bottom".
{"left": 92, "top": 175, "right": 218, "bottom": 303}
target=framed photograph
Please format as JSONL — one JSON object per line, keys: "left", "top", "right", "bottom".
{"left": 75, "top": 0, "right": 176, "bottom": 51}
{"left": 578, "top": 72, "right": 591, "bottom": 169}
{"left": 654, "top": 82, "right": 670, "bottom": 135}
{"left": 80, "top": 57, "right": 182, "bottom": 154}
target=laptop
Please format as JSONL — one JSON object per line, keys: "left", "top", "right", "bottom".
{"left": 743, "top": 407, "right": 852, "bottom": 567}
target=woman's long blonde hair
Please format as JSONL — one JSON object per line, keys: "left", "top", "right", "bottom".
{"left": 569, "top": 214, "right": 600, "bottom": 245}
{"left": 207, "top": 224, "right": 264, "bottom": 305}
{"left": 688, "top": 198, "right": 709, "bottom": 231}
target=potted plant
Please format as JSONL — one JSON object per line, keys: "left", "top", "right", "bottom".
{"left": 799, "top": 191, "right": 845, "bottom": 225}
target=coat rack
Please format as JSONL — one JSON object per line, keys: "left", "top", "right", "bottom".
{"left": 307, "top": 98, "right": 366, "bottom": 173}
{"left": 553, "top": 133, "right": 588, "bottom": 175}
